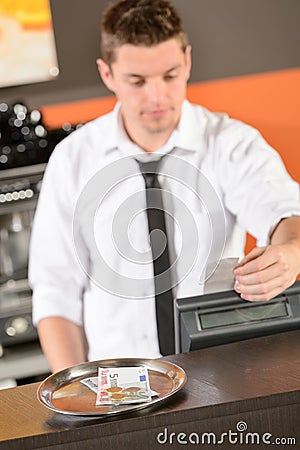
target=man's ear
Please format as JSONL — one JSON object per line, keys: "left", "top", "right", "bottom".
{"left": 184, "top": 45, "right": 192, "bottom": 82}
{"left": 96, "top": 58, "right": 115, "bottom": 93}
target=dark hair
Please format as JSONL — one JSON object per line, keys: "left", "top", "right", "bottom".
{"left": 101, "top": 0, "right": 188, "bottom": 64}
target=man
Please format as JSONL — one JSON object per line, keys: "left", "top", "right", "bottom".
{"left": 29, "top": 0, "right": 300, "bottom": 373}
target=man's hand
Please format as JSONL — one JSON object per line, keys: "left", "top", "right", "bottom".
{"left": 233, "top": 242, "right": 300, "bottom": 302}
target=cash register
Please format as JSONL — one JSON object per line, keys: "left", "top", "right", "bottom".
{"left": 175, "top": 280, "right": 300, "bottom": 352}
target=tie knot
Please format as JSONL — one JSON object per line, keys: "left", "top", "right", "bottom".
{"left": 138, "top": 159, "right": 162, "bottom": 189}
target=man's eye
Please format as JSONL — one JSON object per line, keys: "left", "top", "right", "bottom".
{"left": 164, "top": 74, "right": 177, "bottom": 81}
{"left": 130, "top": 79, "right": 145, "bottom": 87}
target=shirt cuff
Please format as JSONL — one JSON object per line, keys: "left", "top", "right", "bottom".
{"left": 32, "top": 285, "right": 83, "bottom": 327}
{"left": 257, "top": 211, "right": 300, "bottom": 246}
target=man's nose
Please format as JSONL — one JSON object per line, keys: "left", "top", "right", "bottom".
{"left": 146, "top": 78, "right": 166, "bottom": 102}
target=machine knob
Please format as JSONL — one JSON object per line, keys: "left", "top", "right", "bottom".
{"left": 5, "top": 317, "right": 30, "bottom": 337}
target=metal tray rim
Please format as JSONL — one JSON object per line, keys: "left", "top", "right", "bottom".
{"left": 37, "top": 357, "right": 187, "bottom": 416}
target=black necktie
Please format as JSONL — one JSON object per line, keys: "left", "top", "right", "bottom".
{"left": 138, "top": 159, "right": 175, "bottom": 355}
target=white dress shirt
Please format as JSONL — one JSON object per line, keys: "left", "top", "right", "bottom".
{"left": 29, "top": 100, "right": 300, "bottom": 361}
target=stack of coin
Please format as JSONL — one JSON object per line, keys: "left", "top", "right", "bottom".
{"left": 105, "top": 385, "right": 145, "bottom": 402}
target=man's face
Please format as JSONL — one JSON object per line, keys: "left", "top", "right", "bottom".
{"left": 98, "top": 39, "right": 191, "bottom": 150}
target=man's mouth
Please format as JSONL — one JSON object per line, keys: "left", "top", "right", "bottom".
{"left": 143, "top": 108, "right": 169, "bottom": 119}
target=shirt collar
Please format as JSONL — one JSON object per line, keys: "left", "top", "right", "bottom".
{"left": 103, "top": 99, "right": 203, "bottom": 157}
{"left": 175, "top": 100, "right": 205, "bottom": 152}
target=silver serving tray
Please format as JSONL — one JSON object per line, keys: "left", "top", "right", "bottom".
{"left": 37, "top": 358, "right": 186, "bottom": 416}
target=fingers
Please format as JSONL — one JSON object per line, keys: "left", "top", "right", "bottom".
{"left": 233, "top": 245, "right": 294, "bottom": 302}
{"left": 234, "top": 246, "right": 267, "bottom": 270}
{"left": 233, "top": 246, "right": 283, "bottom": 276}
{"left": 236, "top": 287, "right": 285, "bottom": 302}
{"left": 234, "top": 275, "right": 288, "bottom": 302}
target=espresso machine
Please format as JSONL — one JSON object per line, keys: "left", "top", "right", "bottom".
{"left": 0, "top": 163, "right": 44, "bottom": 349}
{"left": 0, "top": 101, "right": 77, "bottom": 356}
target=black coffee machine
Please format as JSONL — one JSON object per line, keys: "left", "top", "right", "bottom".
{"left": 0, "top": 101, "right": 79, "bottom": 352}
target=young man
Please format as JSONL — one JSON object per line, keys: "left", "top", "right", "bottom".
{"left": 29, "top": 0, "right": 300, "bottom": 373}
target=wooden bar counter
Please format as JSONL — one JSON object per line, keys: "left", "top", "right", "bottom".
{"left": 0, "top": 330, "right": 299, "bottom": 449}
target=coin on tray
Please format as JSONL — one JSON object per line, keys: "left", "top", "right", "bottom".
{"left": 106, "top": 386, "right": 123, "bottom": 394}
{"left": 124, "top": 386, "right": 141, "bottom": 395}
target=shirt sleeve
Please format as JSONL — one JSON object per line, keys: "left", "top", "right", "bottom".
{"left": 215, "top": 119, "right": 300, "bottom": 246}
{"left": 29, "top": 142, "right": 89, "bottom": 327}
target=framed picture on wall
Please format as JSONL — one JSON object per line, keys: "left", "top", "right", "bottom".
{"left": 0, "top": 0, "right": 59, "bottom": 88}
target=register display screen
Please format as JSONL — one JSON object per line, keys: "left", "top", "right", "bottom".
{"left": 198, "top": 301, "right": 288, "bottom": 330}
